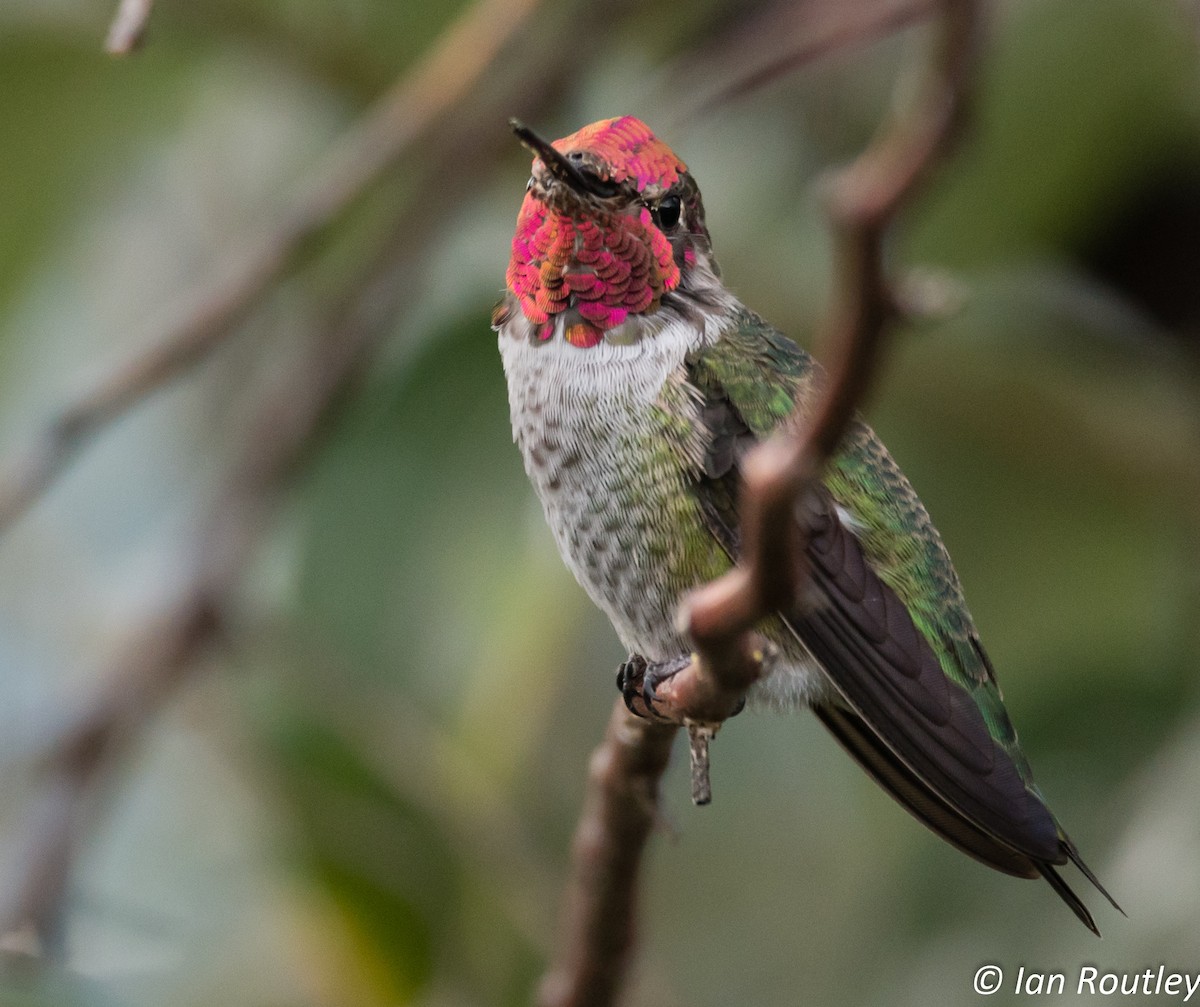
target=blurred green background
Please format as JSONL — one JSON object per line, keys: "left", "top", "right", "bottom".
{"left": 1, "top": 1, "right": 1198, "bottom": 1004}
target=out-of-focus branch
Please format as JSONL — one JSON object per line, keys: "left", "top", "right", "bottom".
{"left": 105, "top": 0, "right": 156, "bottom": 54}
{"left": 536, "top": 703, "right": 677, "bottom": 1007}
{"left": 683, "top": 0, "right": 937, "bottom": 116}
{"left": 538, "top": 6, "right": 980, "bottom": 1004}
{"left": 0, "top": 233, "right": 394, "bottom": 953}
{"left": 0, "top": 595, "right": 217, "bottom": 957}
{"left": 0, "top": 0, "right": 577, "bottom": 949}
{"left": 0, "top": 0, "right": 540, "bottom": 537}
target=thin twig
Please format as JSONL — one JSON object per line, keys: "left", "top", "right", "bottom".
{"left": 0, "top": 0, "right": 541, "bottom": 537}
{"left": 105, "top": 0, "right": 156, "bottom": 54}
{"left": 536, "top": 703, "right": 677, "bottom": 1007}
{"left": 687, "top": 725, "right": 713, "bottom": 806}
{"left": 538, "top": 4, "right": 980, "bottom": 1004}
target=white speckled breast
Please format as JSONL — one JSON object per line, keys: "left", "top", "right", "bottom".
{"left": 497, "top": 309, "right": 829, "bottom": 708}
{"left": 499, "top": 310, "right": 729, "bottom": 656}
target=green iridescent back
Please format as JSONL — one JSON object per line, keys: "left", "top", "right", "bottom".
{"left": 686, "top": 308, "right": 1034, "bottom": 784}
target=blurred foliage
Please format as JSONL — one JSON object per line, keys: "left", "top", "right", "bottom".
{"left": 0, "top": 1, "right": 1198, "bottom": 1005}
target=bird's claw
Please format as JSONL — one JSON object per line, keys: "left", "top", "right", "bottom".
{"left": 617, "top": 654, "right": 654, "bottom": 719}
{"left": 618, "top": 653, "right": 736, "bottom": 721}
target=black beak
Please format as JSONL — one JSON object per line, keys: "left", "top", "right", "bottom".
{"left": 509, "top": 119, "right": 618, "bottom": 198}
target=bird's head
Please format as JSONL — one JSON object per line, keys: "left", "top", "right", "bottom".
{"left": 500, "top": 116, "right": 719, "bottom": 348}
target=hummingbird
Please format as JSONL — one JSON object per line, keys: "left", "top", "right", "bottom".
{"left": 493, "top": 115, "right": 1120, "bottom": 933}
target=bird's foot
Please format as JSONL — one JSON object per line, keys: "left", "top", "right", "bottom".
{"left": 618, "top": 653, "right": 685, "bottom": 721}
{"left": 616, "top": 653, "right": 746, "bottom": 722}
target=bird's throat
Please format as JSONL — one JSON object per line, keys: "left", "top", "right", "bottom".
{"left": 505, "top": 197, "right": 680, "bottom": 348}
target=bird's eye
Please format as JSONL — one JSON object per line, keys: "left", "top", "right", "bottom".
{"left": 653, "top": 194, "right": 682, "bottom": 230}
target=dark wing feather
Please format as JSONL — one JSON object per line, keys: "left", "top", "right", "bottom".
{"left": 795, "top": 489, "right": 1063, "bottom": 862}
{"left": 690, "top": 384, "right": 1061, "bottom": 862}
{"left": 685, "top": 323, "right": 1119, "bottom": 930}
{"left": 814, "top": 704, "right": 1040, "bottom": 878}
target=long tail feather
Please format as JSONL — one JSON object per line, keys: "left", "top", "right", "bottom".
{"left": 1062, "top": 838, "right": 1125, "bottom": 916}
{"left": 1037, "top": 864, "right": 1101, "bottom": 937}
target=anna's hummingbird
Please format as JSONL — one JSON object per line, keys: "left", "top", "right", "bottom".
{"left": 493, "top": 116, "right": 1119, "bottom": 933}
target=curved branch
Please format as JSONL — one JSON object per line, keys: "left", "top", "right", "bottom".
{"left": 677, "top": 0, "right": 980, "bottom": 721}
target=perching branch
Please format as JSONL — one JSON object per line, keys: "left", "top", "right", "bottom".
{"left": 105, "top": 0, "right": 156, "bottom": 54}
{"left": 674, "top": 0, "right": 978, "bottom": 750}
{"left": 0, "top": 0, "right": 541, "bottom": 537}
{"left": 538, "top": 4, "right": 980, "bottom": 1005}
